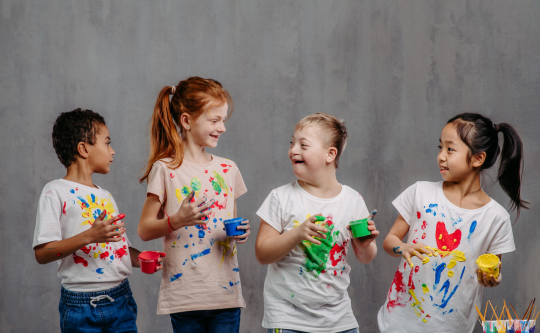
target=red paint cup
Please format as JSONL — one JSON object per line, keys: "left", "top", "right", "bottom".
{"left": 138, "top": 251, "right": 163, "bottom": 274}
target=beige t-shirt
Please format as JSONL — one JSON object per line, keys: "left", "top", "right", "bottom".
{"left": 147, "top": 155, "right": 248, "bottom": 314}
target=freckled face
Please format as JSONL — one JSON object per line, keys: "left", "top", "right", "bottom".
{"left": 288, "top": 126, "right": 329, "bottom": 181}
{"left": 437, "top": 123, "right": 473, "bottom": 182}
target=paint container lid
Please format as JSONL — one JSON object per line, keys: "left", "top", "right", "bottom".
{"left": 224, "top": 218, "right": 244, "bottom": 224}
{"left": 138, "top": 251, "right": 160, "bottom": 261}
{"left": 350, "top": 218, "right": 369, "bottom": 225}
{"left": 476, "top": 253, "right": 499, "bottom": 269}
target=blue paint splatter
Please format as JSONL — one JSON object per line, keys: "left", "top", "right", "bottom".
{"left": 425, "top": 204, "right": 438, "bottom": 216}
{"left": 434, "top": 266, "right": 466, "bottom": 309}
{"left": 183, "top": 259, "right": 188, "bottom": 265}
{"left": 229, "top": 281, "right": 239, "bottom": 287}
{"left": 232, "top": 267, "right": 239, "bottom": 272}
{"left": 110, "top": 255, "right": 114, "bottom": 260}
{"left": 433, "top": 262, "right": 447, "bottom": 290}
{"left": 213, "top": 218, "right": 218, "bottom": 223}
{"left": 184, "top": 244, "right": 189, "bottom": 249}
{"left": 70, "top": 189, "right": 75, "bottom": 194}
{"left": 91, "top": 193, "right": 96, "bottom": 203}
{"left": 191, "top": 248, "right": 211, "bottom": 260}
{"left": 96, "top": 268, "right": 104, "bottom": 274}
{"left": 210, "top": 238, "right": 216, "bottom": 246}
{"left": 468, "top": 221, "right": 477, "bottom": 242}
{"left": 198, "top": 230, "right": 205, "bottom": 238}
{"left": 189, "top": 234, "right": 193, "bottom": 238}
{"left": 229, "top": 281, "right": 234, "bottom": 287}
{"left": 392, "top": 246, "right": 402, "bottom": 255}
{"left": 170, "top": 273, "right": 183, "bottom": 282}
{"left": 78, "top": 196, "right": 89, "bottom": 208}
{"left": 451, "top": 216, "right": 463, "bottom": 227}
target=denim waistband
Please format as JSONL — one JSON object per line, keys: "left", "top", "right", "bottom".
{"left": 60, "top": 279, "right": 131, "bottom": 306}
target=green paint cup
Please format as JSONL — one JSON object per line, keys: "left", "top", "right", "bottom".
{"left": 350, "top": 218, "right": 371, "bottom": 238}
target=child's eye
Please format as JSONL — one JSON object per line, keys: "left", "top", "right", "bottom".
{"left": 447, "top": 147, "right": 454, "bottom": 152}
{"left": 438, "top": 145, "right": 442, "bottom": 150}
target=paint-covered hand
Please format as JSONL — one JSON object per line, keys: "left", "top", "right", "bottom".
{"left": 477, "top": 262, "right": 502, "bottom": 288}
{"left": 397, "top": 242, "right": 438, "bottom": 268}
{"left": 234, "top": 219, "right": 251, "bottom": 243}
{"left": 170, "top": 190, "right": 214, "bottom": 229}
{"left": 294, "top": 214, "right": 328, "bottom": 245}
{"left": 85, "top": 210, "right": 125, "bottom": 244}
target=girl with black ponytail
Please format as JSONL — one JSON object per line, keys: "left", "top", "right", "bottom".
{"left": 377, "top": 113, "right": 527, "bottom": 333}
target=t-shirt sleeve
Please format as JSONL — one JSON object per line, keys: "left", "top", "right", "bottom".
{"left": 256, "top": 190, "right": 283, "bottom": 233}
{"left": 487, "top": 217, "right": 516, "bottom": 255}
{"left": 233, "top": 166, "right": 247, "bottom": 199}
{"left": 146, "top": 162, "right": 167, "bottom": 204}
{"left": 392, "top": 182, "right": 418, "bottom": 225}
{"left": 356, "top": 194, "right": 370, "bottom": 220}
{"left": 33, "top": 194, "right": 62, "bottom": 249}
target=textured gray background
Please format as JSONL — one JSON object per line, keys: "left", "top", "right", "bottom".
{"left": 1, "top": 1, "right": 539, "bottom": 332}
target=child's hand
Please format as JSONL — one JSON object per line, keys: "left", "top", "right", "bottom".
{"left": 234, "top": 219, "right": 251, "bottom": 244}
{"left": 85, "top": 210, "right": 125, "bottom": 244}
{"left": 170, "top": 191, "right": 214, "bottom": 229}
{"left": 397, "top": 242, "right": 438, "bottom": 268}
{"left": 347, "top": 211, "right": 380, "bottom": 248}
{"left": 477, "top": 263, "right": 502, "bottom": 287}
{"left": 294, "top": 214, "right": 328, "bottom": 245}
{"left": 153, "top": 252, "right": 166, "bottom": 273}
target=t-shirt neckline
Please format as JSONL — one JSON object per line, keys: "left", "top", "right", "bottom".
{"left": 295, "top": 180, "right": 344, "bottom": 202}
{"left": 181, "top": 154, "right": 216, "bottom": 167}
{"left": 57, "top": 178, "right": 102, "bottom": 191}
{"left": 437, "top": 181, "right": 492, "bottom": 214}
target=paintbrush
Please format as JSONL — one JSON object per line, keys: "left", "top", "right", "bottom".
{"left": 500, "top": 304, "right": 506, "bottom": 321}
{"left": 489, "top": 302, "right": 498, "bottom": 322}
{"left": 485, "top": 301, "right": 489, "bottom": 322}
{"left": 526, "top": 299, "right": 536, "bottom": 322}
{"left": 534, "top": 307, "right": 540, "bottom": 322}
{"left": 505, "top": 300, "right": 513, "bottom": 320}
{"left": 524, "top": 299, "right": 534, "bottom": 319}
{"left": 510, "top": 302, "right": 520, "bottom": 320}
{"left": 476, "top": 305, "right": 485, "bottom": 322}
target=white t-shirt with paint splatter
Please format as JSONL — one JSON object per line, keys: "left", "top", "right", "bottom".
{"left": 377, "top": 181, "right": 515, "bottom": 333}
{"left": 33, "top": 179, "right": 132, "bottom": 292}
{"left": 257, "top": 181, "right": 370, "bottom": 333}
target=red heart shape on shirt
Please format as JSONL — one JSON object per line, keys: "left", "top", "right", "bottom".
{"left": 435, "top": 222, "right": 461, "bottom": 252}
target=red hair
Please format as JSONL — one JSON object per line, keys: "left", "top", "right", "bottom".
{"left": 140, "top": 77, "right": 233, "bottom": 183}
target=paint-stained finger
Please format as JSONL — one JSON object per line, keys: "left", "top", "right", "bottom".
{"left": 370, "top": 209, "right": 378, "bottom": 219}
{"left": 311, "top": 224, "right": 328, "bottom": 233}
{"left": 403, "top": 254, "right": 414, "bottom": 268}
{"left": 306, "top": 235, "right": 322, "bottom": 245}
{"left": 412, "top": 250, "right": 425, "bottom": 261}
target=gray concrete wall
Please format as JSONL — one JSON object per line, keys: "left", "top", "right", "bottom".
{"left": 1, "top": 1, "right": 539, "bottom": 332}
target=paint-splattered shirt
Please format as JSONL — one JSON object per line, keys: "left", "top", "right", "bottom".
{"left": 256, "top": 181, "right": 369, "bottom": 333}
{"left": 33, "top": 179, "right": 132, "bottom": 292}
{"left": 377, "top": 181, "right": 515, "bottom": 333}
{"left": 146, "top": 155, "right": 247, "bottom": 314}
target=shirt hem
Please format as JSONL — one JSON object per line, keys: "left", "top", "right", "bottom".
{"left": 157, "top": 300, "right": 246, "bottom": 315}
{"left": 262, "top": 322, "right": 358, "bottom": 333}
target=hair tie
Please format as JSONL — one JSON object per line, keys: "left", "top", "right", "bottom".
{"left": 493, "top": 123, "right": 499, "bottom": 132}
{"left": 171, "top": 85, "right": 176, "bottom": 95}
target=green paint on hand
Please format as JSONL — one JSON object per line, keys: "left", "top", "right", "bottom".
{"left": 314, "top": 216, "right": 325, "bottom": 222}
{"left": 300, "top": 223, "right": 338, "bottom": 277}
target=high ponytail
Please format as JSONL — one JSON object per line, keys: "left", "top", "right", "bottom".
{"left": 139, "top": 77, "right": 233, "bottom": 183}
{"left": 447, "top": 113, "right": 529, "bottom": 220}
{"left": 497, "top": 123, "right": 529, "bottom": 217}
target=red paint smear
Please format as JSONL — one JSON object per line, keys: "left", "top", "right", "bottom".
{"left": 422, "top": 233, "right": 426, "bottom": 239}
{"left": 421, "top": 221, "right": 427, "bottom": 230}
{"left": 73, "top": 254, "right": 88, "bottom": 267}
{"left": 333, "top": 271, "right": 337, "bottom": 276}
{"left": 412, "top": 238, "right": 418, "bottom": 244}
{"left": 326, "top": 220, "right": 333, "bottom": 226}
{"left": 417, "top": 211, "right": 421, "bottom": 219}
{"left": 114, "top": 247, "right": 127, "bottom": 259}
{"left": 223, "top": 169, "right": 229, "bottom": 173}
{"left": 170, "top": 173, "right": 175, "bottom": 178}
{"left": 99, "top": 251, "right": 110, "bottom": 260}
{"left": 414, "top": 266, "right": 420, "bottom": 273}
{"left": 386, "top": 270, "right": 407, "bottom": 312}
{"left": 56, "top": 253, "right": 62, "bottom": 256}
{"left": 321, "top": 269, "right": 326, "bottom": 273}
{"left": 329, "top": 241, "right": 347, "bottom": 266}
{"left": 408, "top": 267, "right": 416, "bottom": 290}
{"left": 122, "top": 237, "right": 125, "bottom": 242}
{"left": 221, "top": 164, "right": 228, "bottom": 167}
{"left": 223, "top": 193, "right": 227, "bottom": 197}
{"left": 204, "top": 170, "right": 208, "bottom": 173}
{"left": 414, "top": 229, "right": 418, "bottom": 233}
{"left": 435, "top": 221, "right": 461, "bottom": 252}
{"left": 93, "top": 246, "right": 96, "bottom": 250}
{"left": 63, "top": 202, "right": 67, "bottom": 214}
{"left": 214, "top": 200, "right": 225, "bottom": 210}
{"left": 123, "top": 245, "right": 127, "bottom": 249}
{"left": 80, "top": 246, "right": 91, "bottom": 255}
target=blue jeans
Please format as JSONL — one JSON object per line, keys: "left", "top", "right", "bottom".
{"left": 267, "top": 329, "right": 359, "bottom": 333}
{"left": 170, "top": 307, "right": 241, "bottom": 333}
{"left": 59, "top": 279, "right": 137, "bottom": 333}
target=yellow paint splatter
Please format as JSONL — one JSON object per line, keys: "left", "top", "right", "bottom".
{"left": 101, "top": 243, "right": 106, "bottom": 248}
{"left": 217, "top": 237, "right": 236, "bottom": 268}
{"left": 293, "top": 220, "right": 300, "bottom": 228}
{"left": 77, "top": 194, "right": 116, "bottom": 226}
{"left": 448, "top": 271, "right": 455, "bottom": 277}
{"left": 93, "top": 252, "right": 99, "bottom": 258}
{"left": 439, "top": 234, "right": 442, "bottom": 240}
{"left": 422, "top": 318, "right": 428, "bottom": 323}
{"left": 422, "top": 257, "right": 430, "bottom": 264}
{"left": 175, "top": 188, "right": 182, "bottom": 203}
{"left": 448, "top": 260, "right": 456, "bottom": 269}
{"left": 422, "top": 284, "right": 429, "bottom": 294}
{"left": 227, "top": 212, "right": 231, "bottom": 217}
{"left": 442, "top": 246, "right": 447, "bottom": 250}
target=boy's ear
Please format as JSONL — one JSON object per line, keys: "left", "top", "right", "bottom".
{"left": 326, "top": 147, "right": 338, "bottom": 164}
{"left": 471, "top": 151, "right": 486, "bottom": 168}
{"left": 77, "top": 142, "right": 89, "bottom": 159}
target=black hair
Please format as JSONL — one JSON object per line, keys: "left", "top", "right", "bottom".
{"left": 447, "top": 113, "right": 529, "bottom": 219}
{"left": 52, "top": 108, "right": 106, "bottom": 168}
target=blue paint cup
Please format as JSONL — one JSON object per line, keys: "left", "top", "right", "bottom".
{"left": 224, "top": 218, "right": 247, "bottom": 237}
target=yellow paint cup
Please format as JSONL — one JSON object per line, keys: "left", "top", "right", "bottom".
{"left": 476, "top": 254, "right": 500, "bottom": 278}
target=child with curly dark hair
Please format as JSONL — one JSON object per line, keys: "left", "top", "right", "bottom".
{"left": 33, "top": 108, "right": 162, "bottom": 333}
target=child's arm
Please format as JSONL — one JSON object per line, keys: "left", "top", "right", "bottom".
{"left": 34, "top": 211, "right": 125, "bottom": 265}
{"left": 138, "top": 191, "right": 213, "bottom": 241}
{"left": 477, "top": 255, "right": 502, "bottom": 288}
{"left": 255, "top": 215, "right": 327, "bottom": 265}
{"left": 233, "top": 199, "right": 250, "bottom": 244}
{"left": 382, "top": 214, "right": 437, "bottom": 268}
{"left": 349, "top": 213, "right": 379, "bottom": 264}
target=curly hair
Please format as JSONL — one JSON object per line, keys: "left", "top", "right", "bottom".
{"left": 52, "top": 108, "right": 106, "bottom": 168}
